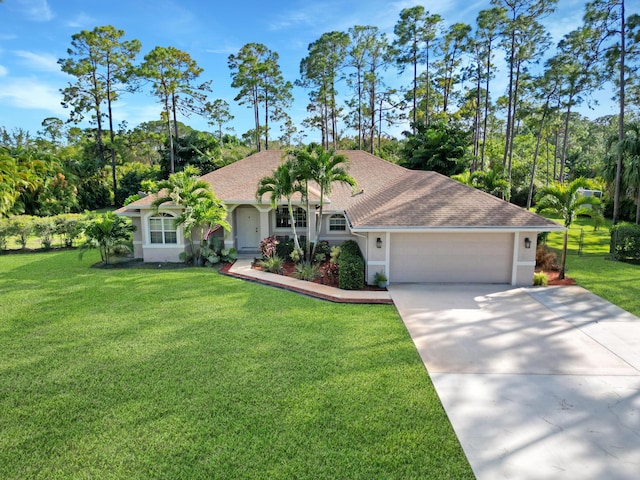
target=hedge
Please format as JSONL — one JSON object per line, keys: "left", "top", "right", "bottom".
{"left": 611, "top": 222, "right": 640, "bottom": 261}
{"left": 338, "top": 240, "right": 365, "bottom": 290}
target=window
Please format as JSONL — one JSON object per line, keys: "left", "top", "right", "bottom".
{"left": 329, "top": 214, "right": 346, "bottom": 231}
{"left": 275, "top": 206, "right": 306, "bottom": 228}
{"left": 149, "top": 213, "right": 177, "bottom": 244}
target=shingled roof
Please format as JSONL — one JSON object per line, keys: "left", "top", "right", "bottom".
{"left": 345, "top": 169, "right": 562, "bottom": 230}
{"left": 120, "top": 149, "right": 562, "bottom": 232}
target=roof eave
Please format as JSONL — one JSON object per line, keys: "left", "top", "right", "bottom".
{"left": 348, "top": 225, "right": 566, "bottom": 233}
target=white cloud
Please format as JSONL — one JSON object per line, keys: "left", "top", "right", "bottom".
{"left": 65, "top": 13, "right": 96, "bottom": 29}
{"left": 14, "top": 50, "right": 60, "bottom": 72}
{"left": 16, "top": 0, "right": 54, "bottom": 22}
{"left": 0, "top": 77, "right": 65, "bottom": 115}
{"left": 0, "top": 65, "right": 8, "bottom": 77}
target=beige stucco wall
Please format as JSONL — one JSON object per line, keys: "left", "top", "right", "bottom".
{"left": 138, "top": 208, "right": 186, "bottom": 263}
{"left": 512, "top": 231, "right": 538, "bottom": 286}
{"left": 131, "top": 216, "right": 143, "bottom": 259}
{"left": 316, "top": 213, "right": 356, "bottom": 246}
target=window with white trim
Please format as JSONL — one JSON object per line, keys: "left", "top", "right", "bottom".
{"left": 149, "top": 213, "right": 177, "bottom": 244}
{"left": 275, "top": 206, "right": 307, "bottom": 228}
{"left": 329, "top": 214, "right": 346, "bottom": 231}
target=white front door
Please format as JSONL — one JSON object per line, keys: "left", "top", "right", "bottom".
{"left": 236, "top": 206, "right": 260, "bottom": 251}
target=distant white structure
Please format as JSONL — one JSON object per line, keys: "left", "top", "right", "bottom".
{"left": 577, "top": 188, "right": 603, "bottom": 209}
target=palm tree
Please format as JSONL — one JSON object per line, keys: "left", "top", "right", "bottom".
{"left": 79, "top": 212, "right": 135, "bottom": 265}
{"left": 535, "top": 177, "right": 602, "bottom": 279}
{"left": 256, "top": 158, "right": 304, "bottom": 258}
{"left": 152, "top": 166, "right": 229, "bottom": 265}
{"left": 473, "top": 166, "right": 510, "bottom": 199}
{"left": 618, "top": 122, "right": 640, "bottom": 224}
{"left": 293, "top": 144, "right": 357, "bottom": 259}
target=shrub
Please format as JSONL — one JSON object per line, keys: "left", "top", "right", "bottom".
{"left": 124, "top": 194, "right": 141, "bottom": 206}
{"left": 54, "top": 214, "right": 84, "bottom": 247}
{"left": 536, "top": 244, "right": 559, "bottom": 271}
{"left": 533, "top": 271, "right": 549, "bottom": 286}
{"left": 200, "top": 238, "right": 237, "bottom": 267}
{"left": 276, "top": 238, "right": 295, "bottom": 259}
{"left": 79, "top": 212, "right": 135, "bottom": 266}
{"left": 338, "top": 240, "right": 364, "bottom": 290}
{"left": 258, "top": 255, "right": 284, "bottom": 274}
{"left": 293, "top": 262, "right": 319, "bottom": 281}
{"left": 259, "top": 235, "right": 279, "bottom": 258}
{"left": 9, "top": 216, "right": 35, "bottom": 249}
{"left": 33, "top": 217, "right": 56, "bottom": 250}
{"left": 0, "top": 218, "right": 10, "bottom": 251}
{"left": 314, "top": 240, "right": 331, "bottom": 257}
{"left": 611, "top": 222, "right": 640, "bottom": 261}
{"left": 373, "top": 271, "right": 388, "bottom": 287}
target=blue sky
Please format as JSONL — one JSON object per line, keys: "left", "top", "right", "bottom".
{"left": 0, "top": 0, "right": 618, "bottom": 142}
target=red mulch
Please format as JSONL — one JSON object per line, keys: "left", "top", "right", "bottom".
{"left": 536, "top": 269, "right": 576, "bottom": 286}
{"left": 253, "top": 260, "right": 386, "bottom": 291}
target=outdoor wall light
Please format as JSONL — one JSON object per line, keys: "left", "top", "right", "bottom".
{"left": 524, "top": 237, "right": 532, "bottom": 249}
{"left": 376, "top": 237, "right": 382, "bottom": 248}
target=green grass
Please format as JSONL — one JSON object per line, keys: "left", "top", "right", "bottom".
{"left": 543, "top": 214, "right": 640, "bottom": 316}
{"left": 0, "top": 250, "right": 473, "bottom": 479}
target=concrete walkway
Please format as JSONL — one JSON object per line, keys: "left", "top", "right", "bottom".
{"left": 389, "top": 284, "right": 640, "bottom": 479}
{"left": 225, "top": 258, "right": 392, "bottom": 303}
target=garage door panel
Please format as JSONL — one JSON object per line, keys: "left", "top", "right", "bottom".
{"left": 390, "top": 233, "right": 513, "bottom": 283}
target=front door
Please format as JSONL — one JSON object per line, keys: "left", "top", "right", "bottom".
{"left": 236, "top": 206, "right": 260, "bottom": 251}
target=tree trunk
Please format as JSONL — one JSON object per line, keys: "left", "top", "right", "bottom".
{"left": 473, "top": 60, "right": 482, "bottom": 167}
{"left": 425, "top": 44, "right": 430, "bottom": 125}
{"left": 559, "top": 95, "right": 574, "bottom": 183}
{"left": 613, "top": 0, "right": 626, "bottom": 225}
{"left": 357, "top": 68, "right": 363, "bottom": 150}
{"left": 412, "top": 46, "right": 417, "bottom": 132}
{"left": 171, "top": 93, "right": 180, "bottom": 161}
{"left": 560, "top": 230, "right": 568, "bottom": 280}
{"left": 506, "top": 60, "right": 522, "bottom": 187}
{"left": 481, "top": 43, "right": 492, "bottom": 171}
{"left": 164, "top": 98, "right": 175, "bottom": 174}
{"left": 502, "top": 31, "right": 516, "bottom": 168}
{"left": 527, "top": 105, "right": 549, "bottom": 209}
{"left": 287, "top": 200, "right": 303, "bottom": 257}
{"left": 107, "top": 92, "right": 118, "bottom": 205}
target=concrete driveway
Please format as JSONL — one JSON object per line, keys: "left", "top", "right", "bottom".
{"left": 389, "top": 284, "right": 640, "bottom": 480}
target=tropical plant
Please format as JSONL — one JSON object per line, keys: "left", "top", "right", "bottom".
{"left": 291, "top": 144, "right": 357, "bottom": 259}
{"left": 401, "top": 121, "right": 471, "bottom": 176}
{"left": 256, "top": 158, "right": 304, "bottom": 259}
{"left": 533, "top": 271, "right": 549, "bottom": 286}
{"left": 258, "top": 255, "right": 285, "bottom": 274}
{"left": 373, "top": 271, "right": 388, "bottom": 288}
{"left": 79, "top": 212, "right": 135, "bottom": 265}
{"left": 474, "top": 166, "right": 510, "bottom": 199}
{"left": 535, "top": 177, "right": 603, "bottom": 279}
{"left": 293, "top": 262, "right": 320, "bottom": 281}
{"left": 151, "top": 166, "right": 230, "bottom": 266}
{"left": 259, "top": 235, "right": 279, "bottom": 258}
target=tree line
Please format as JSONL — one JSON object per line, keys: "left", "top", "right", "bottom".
{"left": 1, "top": 0, "right": 638, "bottom": 224}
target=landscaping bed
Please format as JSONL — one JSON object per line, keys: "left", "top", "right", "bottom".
{"left": 251, "top": 259, "right": 387, "bottom": 291}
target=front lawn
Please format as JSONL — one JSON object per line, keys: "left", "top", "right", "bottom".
{"left": 0, "top": 250, "right": 473, "bottom": 479}
{"left": 543, "top": 214, "right": 640, "bottom": 316}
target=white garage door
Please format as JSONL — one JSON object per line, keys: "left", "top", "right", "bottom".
{"left": 389, "top": 232, "right": 513, "bottom": 283}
